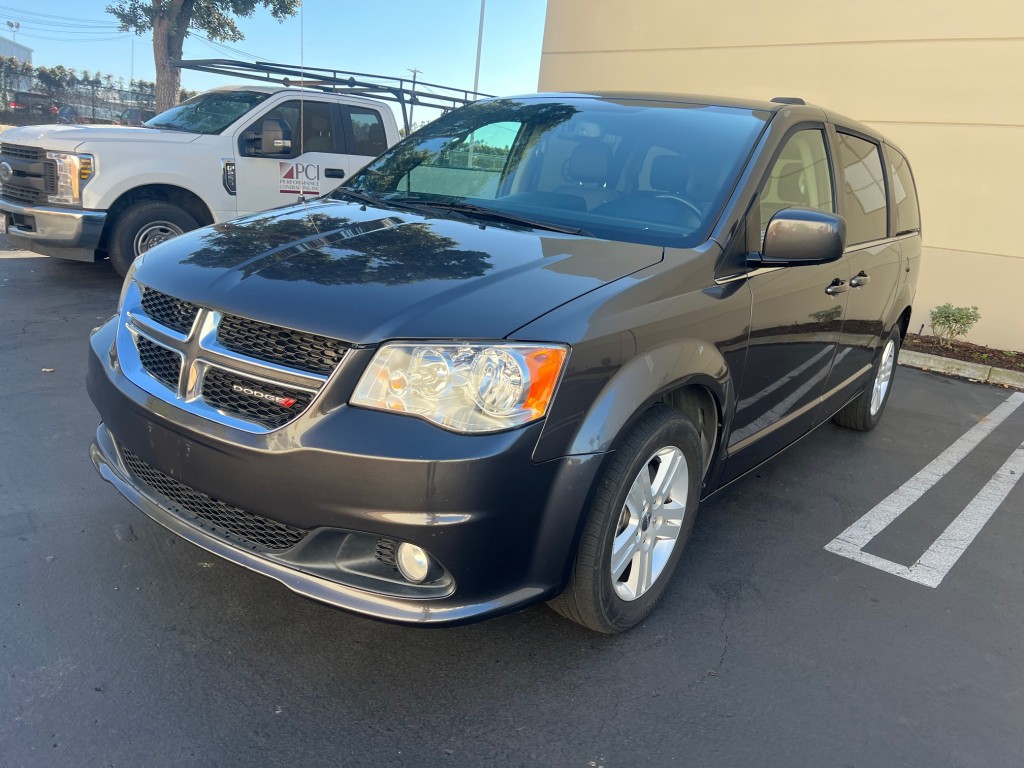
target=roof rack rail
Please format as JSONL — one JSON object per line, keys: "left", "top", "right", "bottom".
{"left": 171, "top": 58, "right": 494, "bottom": 132}
{"left": 770, "top": 96, "right": 806, "bottom": 105}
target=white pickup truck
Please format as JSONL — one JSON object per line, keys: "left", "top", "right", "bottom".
{"left": 0, "top": 83, "right": 400, "bottom": 274}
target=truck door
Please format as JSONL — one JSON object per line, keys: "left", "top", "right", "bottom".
{"left": 233, "top": 99, "right": 351, "bottom": 215}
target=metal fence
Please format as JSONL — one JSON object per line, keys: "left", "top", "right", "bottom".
{"left": 0, "top": 62, "right": 157, "bottom": 127}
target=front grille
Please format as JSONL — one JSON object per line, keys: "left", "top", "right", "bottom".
{"left": 121, "top": 448, "right": 307, "bottom": 551}
{"left": 140, "top": 286, "right": 200, "bottom": 335}
{"left": 201, "top": 368, "right": 313, "bottom": 429}
{"left": 0, "top": 183, "right": 45, "bottom": 205}
{"left": 217, "top": 314, "right": 346, "bottom": 375}
{"left": 1, "top": 143, "right": 44, "bottom": 161}
{"left": 44, "top": 163, "right": 57, "bottom": 193}
{"left": 136, "top": 336, "right": 182, "bottom": 389}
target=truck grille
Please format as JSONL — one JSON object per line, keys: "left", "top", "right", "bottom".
{"left": 121, "top": 448, "right": 308, "bottom": 552}
{"left": 136, "top": 336, "right": 182, "bottom": 390}
{"left": 0, "top": 143, "right": 44, "bottom": 161}
{"left": 201, "top": 368, "right": 314, "bottom": 429}
{"left": 0, "top": 144, "right": 58, "bottom": 205}
{"left": 217, "top": 314, "right": 347, "bottom": 375}
{"left": 140, "top": 286, "right": 200, "bottom": 335}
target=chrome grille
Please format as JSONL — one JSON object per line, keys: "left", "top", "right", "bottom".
{"left": 0, "top": 143, "right": 44, "bottom": 161}
{"left": 121, "top": 448, "right": 308, "bottom": 551}
{"left": 135, "top": 336, "right": 182, "bottom": 389}
{"left": 140, "top": 287, "right": 200, "bottom": 335}
{"left": 217, "top": 314, "right": 346, "bottom": 375}
{"left": 119, "top": 282, "right": 342, "bottom": 432}
{"left": 201, "top": 368, "right": 313, "bottom": 429}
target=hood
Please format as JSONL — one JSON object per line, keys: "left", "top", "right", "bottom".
{"left": 132, "top": 200, "right": 664, "bottom": 345}
{"left": 1, "top": 124, "right": 199, "bottom": 152}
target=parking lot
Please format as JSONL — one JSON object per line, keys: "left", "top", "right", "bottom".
{"left": 1, "top": 243, "right": 1022, "bottom": 767}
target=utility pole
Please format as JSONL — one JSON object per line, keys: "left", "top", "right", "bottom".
{"left": 472, "top": 0, "right": 486, "bottom": 99}
{"left": 407, "top": 67, "right": 421, "bottom": 127}
{"left": 6, "top": 20, "right": 19, "bottom": 43}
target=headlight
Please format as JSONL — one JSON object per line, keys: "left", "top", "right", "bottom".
{"left": 46, "top": 151, "right": 94, "bottom": 206}
{"left": 351, "top": 342, "right": 568, "bottom": 433}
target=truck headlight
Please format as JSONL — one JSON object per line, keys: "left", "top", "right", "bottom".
{"left": 351, "top": 342, "right": 568, "bottom": 433}
{"left": 46, "top": 151, "right": 94, "bottom": 206}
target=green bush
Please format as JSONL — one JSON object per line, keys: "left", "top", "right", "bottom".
{"left": 929, "top": 303, "right": 981, "bottom": 348}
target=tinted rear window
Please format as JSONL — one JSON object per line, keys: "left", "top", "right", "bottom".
{"left": 887, "top": 146, "right": 921, "bottom": 234}
{"left": 835, "top": 132, "right": 888, "bottom": 245}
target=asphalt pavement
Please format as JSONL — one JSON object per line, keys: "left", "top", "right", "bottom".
{"left": 1, "top": 244, "right": 1022, "bottom": 768}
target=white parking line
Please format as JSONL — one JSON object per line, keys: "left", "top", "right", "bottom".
{"left": 825, "top": 391, "right": 1024, "bottom": 587}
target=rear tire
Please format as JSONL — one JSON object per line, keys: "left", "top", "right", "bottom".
{"left": 833, "top": 325, "right": 901, "bottom": 432}
{"left": 549, "top": 405, "right": 702, "bottom": 633}
{"left": 107, "top": 202, "right": 198, "bottom": 277}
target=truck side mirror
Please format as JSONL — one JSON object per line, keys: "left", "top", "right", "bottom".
{"left": 259, "top": 118, "right": 293, "bottom": 155}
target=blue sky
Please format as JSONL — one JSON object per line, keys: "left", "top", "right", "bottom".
{"left": 2, "top": 1, "right": 548, "bottom": 112}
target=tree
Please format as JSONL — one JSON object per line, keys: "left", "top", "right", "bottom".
{"left": 106, "top": 0, "right": 299, "bottom": 112}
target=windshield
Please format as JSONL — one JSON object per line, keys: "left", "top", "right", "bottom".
{"left": 341, "top": 97, "right": 771, "bottom": 247}
{"left": 145, "top": 90, "right": 270, "bottom": 135}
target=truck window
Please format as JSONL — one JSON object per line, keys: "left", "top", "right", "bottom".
{"left": 835, "top": 132, "right": 888, "bottom": 245}
{"left": 259, "top": 100, "right": 340, "bottom": 155}
{"left": 147, "top": 90, "right": 269, "bottom": 135}
{"left": 887, "top": 146, "right": 920, "bottom": 234}
{"left": 347, "top": 108, "right": 388, "bottom": 156}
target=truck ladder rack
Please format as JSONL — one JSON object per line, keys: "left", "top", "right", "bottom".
{"left": 172, "top": 58, "right": 493, "bottom": 131}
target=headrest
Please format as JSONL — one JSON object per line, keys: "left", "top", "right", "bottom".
{"left": 777, "top": 162, "right": 808, "bottom": 203}
{"left": 650, "top": 155, "right": 690, "bottom": 193}
{"left": 566, "top": 141, "right": 612, "bottom": 185}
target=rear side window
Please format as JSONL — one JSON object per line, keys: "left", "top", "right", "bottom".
{"left": 347, "top": 108, "right": 388, "bottom": 156}
{"left": 835, "top": 132, "right": 888, "bottom": 245}
{"left": 887, "top": 146, "right": 921, "bottom": 234}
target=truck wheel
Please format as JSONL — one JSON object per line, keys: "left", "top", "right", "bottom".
{"left": 549, "top": 405, "right": 702, "bottom": 633}
{"left": 832, "top": 325, "right": 901, "bottom": 432}
{"left": 108, "top": 202, "right": 198, "bottom": 277}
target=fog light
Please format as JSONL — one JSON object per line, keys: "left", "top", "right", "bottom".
{"left": 396, "top": 543, "right": 430, "bottom": 583}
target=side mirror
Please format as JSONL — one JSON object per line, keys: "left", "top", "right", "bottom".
{"left": 258, "top": 117, "right": 293, "bottom": 155}
{"left": 750, "top": 208, "right": 847, "bottom": 268}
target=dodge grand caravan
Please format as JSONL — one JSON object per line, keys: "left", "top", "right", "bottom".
{"left": 87, "top": 93, "right": 921, "bottom": 633}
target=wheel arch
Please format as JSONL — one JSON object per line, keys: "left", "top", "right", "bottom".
{"left": 546, "top": 340, "right": 732, "bottom": 482}
{"left": 98, "top": 183, "right": 214, "bottom": 250}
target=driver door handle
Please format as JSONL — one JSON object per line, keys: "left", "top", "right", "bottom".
{"left": 825, "top": 278, "right": 848, "bottom": 296}
{"left": 324, "top": 168, "right": 345, "bottom": 179}
{"left": 850, "top": 271, "right": 871, "bottom": 288}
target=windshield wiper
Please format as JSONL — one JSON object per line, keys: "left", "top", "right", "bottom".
{"left": 146, "top": 123, "right": 191, "bottom": 133}
{"left": 333, "top": 188, "right": 384, "bottom": 207}
{"left": 391, "top": 199, "right": 592, "bottom": 237}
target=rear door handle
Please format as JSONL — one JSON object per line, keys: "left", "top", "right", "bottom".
{"left": 825, "top": 278, "right": 848, "bottom": 296}
{"left": 324, "top": 168, "right": 345, "bottom": 179}
{"left": 850, "top": 271, "right": 870, "bottom": 288}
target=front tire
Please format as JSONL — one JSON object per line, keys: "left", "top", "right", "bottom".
{"left": 549, "top": 405, "right": 702, "bottom": 633}
{"left": 833, "top": 325, "right": 901, "bottom": 432}
{"left": 107, "top": 202, "right": 198, "bottom": 277}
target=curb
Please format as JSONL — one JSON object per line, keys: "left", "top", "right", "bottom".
{"left": 898, "top": 349, "right": 1024, "bottom": 389}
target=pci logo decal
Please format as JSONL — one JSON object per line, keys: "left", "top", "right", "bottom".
{"left": 279, "top": 161, "right": 320, "bottom": 195}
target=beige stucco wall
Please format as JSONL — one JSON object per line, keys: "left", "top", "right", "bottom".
{"left": 539, "top": 0, "right": 1024, "bottom": 350}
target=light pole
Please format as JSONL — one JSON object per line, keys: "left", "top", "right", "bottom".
{"left": 472, "top": 0, "right": 486, "bottom": 98}
{"left": 6, "top": 20, "right": 19, "bottom": 43}
{"left": 407, "top": 67, "right": 421, "bottom": 127}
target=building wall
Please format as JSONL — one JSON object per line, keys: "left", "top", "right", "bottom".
{"left": 0, "top": 36, "right": 32, "bottom": 64}
{"left": 539, "top": 0, "right": 1024, "bottom": 350}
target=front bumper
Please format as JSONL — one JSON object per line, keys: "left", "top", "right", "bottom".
{"left": 87, "top": 319, "right": 604, "bottom": 626}
{"left": 1, "top": 199, "right": 105, "bottom": 261}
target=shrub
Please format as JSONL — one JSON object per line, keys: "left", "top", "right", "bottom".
{"left": 929, "top": 303, "right": 981, "bottom": 348}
